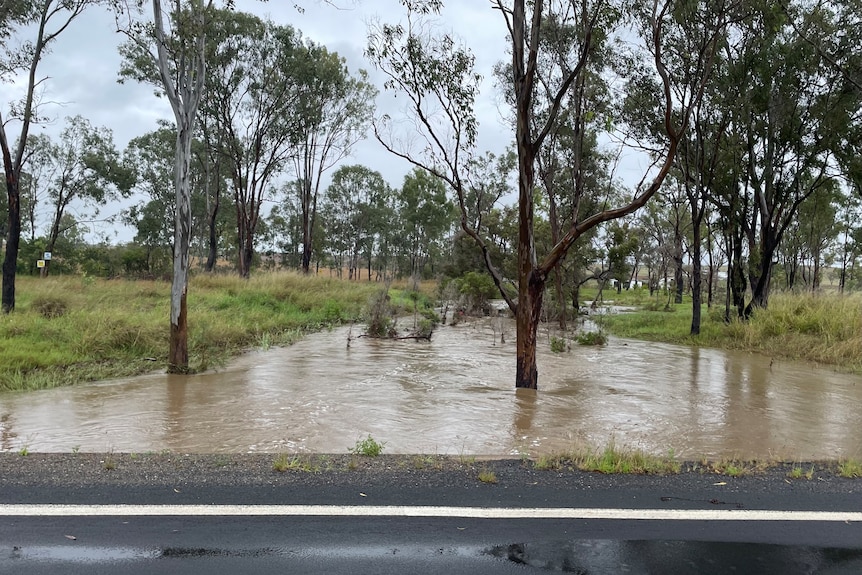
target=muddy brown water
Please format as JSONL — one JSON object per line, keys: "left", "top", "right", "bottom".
{"left": 1, "top": 318, "right": 861, "bottom": 459}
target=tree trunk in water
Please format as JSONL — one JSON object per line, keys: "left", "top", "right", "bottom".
{"left": 690, "top": 218, "right": 702, "bottom": 335}
{"left": 673, "top": 230, "right": 684, "bottom": 304}
{"left": 1, "top": 177, "right": 20, "bottom": 313}
{"left": 168, "top": 126, "right": 193, "bottom": 373}
{"left": 515, "top": 273, "right": 544, "bottom": 390}
{"left": 169, "top": 290, "right": 188, "bottom": 372}
{"left": 554, "top": 266, "right": 566, "bottom": 331}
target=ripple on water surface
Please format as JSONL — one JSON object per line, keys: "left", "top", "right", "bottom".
{"left": 1, "top": 319, "right": 861, "bottom": 458}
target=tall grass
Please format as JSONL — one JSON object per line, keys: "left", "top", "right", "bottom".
{"left": 603, "top": 291, "right": 862, "bottom": 371}
{"left": 0, "top": 272, "right": 406, "bottom": 391}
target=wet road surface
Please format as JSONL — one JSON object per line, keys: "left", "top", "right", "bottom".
{"left": 2, "top": 455, "right": 861, "bottom": 574}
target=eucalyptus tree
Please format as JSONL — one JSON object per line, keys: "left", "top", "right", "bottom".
{"left": 1, "top": 0, "right": 107, "bottom": 312}
{"left": 734, "top": 5, "right": 850, "bottom": 315}
{"left": 367, "top": 0, "right": 732, "bottom": 389}
{"left": 117, "top": 0, "right": 220, "bottom": 370}
{"left": 124, "top": 124, "right": 187, "bottom": 275}
{"left": 32, "top": 116, "right": 134, "bottom": 275}
{"left": 395, "top": 168, "right": 453, "bottom": 284}
{"left": 18, "top": 133, "right": 55, "bottom": 242}
{"left": 291, "top": 43, "right": 377, "bottom": 275}
{"left": 836, "top": 192, "right": 862, "bottom": 292}
{"left": 512, "top": 5, "right": 616, "bottom": 330}
{"left": 777, "top": 180, "right": 841, "bottom": 291}
{"left": 197, "top": 11, "right": 302, "bottom": 278}
{"left": 319, "top": 165, "right": 389, "bottom": 281}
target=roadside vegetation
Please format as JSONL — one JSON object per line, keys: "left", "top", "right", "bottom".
{"left": 594, "top": 289, "right": 862, "bottom": 373}
{"left": 529, "top": 444, "right": 862, "bottom": 480}
{"left": 0, "top": 273, "right": 435, "bottom": 392}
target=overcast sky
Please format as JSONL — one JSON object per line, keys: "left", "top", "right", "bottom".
{"left": 7, "top": 0, "right": 522, "bottom": 242}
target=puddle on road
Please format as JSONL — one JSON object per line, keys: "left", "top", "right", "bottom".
{"left": 1, "top": 318, "right": 861, "bottom": 458}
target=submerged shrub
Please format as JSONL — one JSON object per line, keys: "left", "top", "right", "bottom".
{"left": 364, "top": 289, "right": 396, "bottom": 338}
{"left": 550, "top": 336, "right": 567, "bottom": 353}
{"left": 577, "top": 331, "right": 607, "bottom": 346}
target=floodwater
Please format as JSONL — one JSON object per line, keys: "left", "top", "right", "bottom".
{"left": 1, "top": 317, "right": 861, "bottom": 459}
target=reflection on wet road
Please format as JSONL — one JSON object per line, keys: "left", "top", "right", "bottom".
{"left": 1, "top": 318, "right": 861, "bottom": 458}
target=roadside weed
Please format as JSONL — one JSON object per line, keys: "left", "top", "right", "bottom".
{"left": 272, "top": 454, "right": 317, "bottom": 473}
{"left": 478, "top": 468, "right": 498, "bottom": 484}
{"left": 787, "top": 465, "right": 815, "bottom": 480}
{"left": 349, "top": 435, "right": 385, "bottom": 457}
{"left": 838, "top": 458, "right": 862, "bottom": 478}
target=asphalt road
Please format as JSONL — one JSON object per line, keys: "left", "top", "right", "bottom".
{"left": 2, "top": 454, "right": 861, "bottom": 574}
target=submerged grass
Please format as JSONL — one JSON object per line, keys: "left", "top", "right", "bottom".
{"left": 602, "top": 292, "right": 862, "bottom": 372}
{"left": 0, "top": 272, "right": 403, "bottom": 391}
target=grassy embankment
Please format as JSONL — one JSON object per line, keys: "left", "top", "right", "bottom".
{"left": 0, "top": 272, "right": 434, "bottom": 392}
{"left": 587, "top": 288, "right": 862, "bottom": 373}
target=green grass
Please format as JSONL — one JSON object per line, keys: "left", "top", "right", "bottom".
{"left": 0, "top": 272, "right": 422, "bottom": 391}
{"left": 544, "top": 444, "right": 681, "bottom": 475}
{"left": 272, "top": 454, "right": 318, "bottom": 473}
{"left": 349, "top": 435, "right": 385, "bottom": 457}
{"left": 602, "top": 292, "right": 862, "bottom": 372}
{"left": 838, "top": 458, "right": 862, "bottom": 478}
{"left": 788, "top": 464, "right": 815, "bottom": 480}
{"left": 477, "top": 468, "right": 498, "bottom": 483}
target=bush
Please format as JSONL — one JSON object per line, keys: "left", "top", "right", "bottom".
{"left": 30, "top": 295, "right": 69, "bottom": 319}
{"left": 454, "top": 272, "right": 498, "bottom": 313}
{"left": 364, "top": 289, "right": 396, "bottom": 338}
{"left": 349, "top": 435, "right": 385, "bottom": 457}
{"left": 577, "top": 331, "right": 607, "bottom": 346}
{"left": 550, "top": 336, "right": 567, "bottom": 353}
{"left": 416, "top": 318, "right": 435, "bottom": 339}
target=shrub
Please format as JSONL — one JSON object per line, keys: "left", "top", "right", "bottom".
{"left": 455, "top": 272, "right": 498, "bottom": 313}
{"left": 349, "top": 435, "right": 385, "bottom": 457}
{"left": 30, "top": 295, "right": 69, "bottom": 319}
{"left": 416, "top": 318, "right": 435, "bottom": 339}
{"left": 550, "top": 336, "right": 567, "bottom": 353}
{"left": 364, "top": 289, "right": 396, "bottom": 338}
{"left": 577, "top": 331, "right": 607, "bottom": 346}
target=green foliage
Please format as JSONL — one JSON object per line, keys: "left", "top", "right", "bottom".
{"left": 533, "top": 455, "right": 563, "bottom": 471}
{"left": 415, "top": 319, "right": 435, "bottom": 339}
{"left": 364, "top": 289, "right": 396, "bottom": 338}
{"left": 788, "top": 465, "right": 815, "bottom": 480}
{"left": 454, "top": 272, "right": 498, "bottom": 313}
{"left": 549, "top": 336, "right": 567, "bottom": 353}
{"left": 838, "top": 459, "right": 862, "bottom": 479}
{"left": 577, "top": 331, "right": 607, "bottom": 346}
{"left": 349, "top": 435, "right": 385, "bottom": 457}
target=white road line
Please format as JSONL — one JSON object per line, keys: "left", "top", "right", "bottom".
{"left": 0, "top": 505, "right": 859, "bottom": 522}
